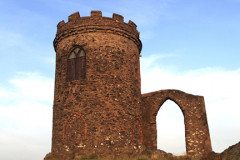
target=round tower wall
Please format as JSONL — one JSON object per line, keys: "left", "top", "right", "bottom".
{"left": 51, "top": 11, "right": 143, "bottom": 159}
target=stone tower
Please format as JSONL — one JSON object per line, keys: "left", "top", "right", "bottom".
{"left": 45, "top": 10, "right": 213, "bottom": 160}
{"left": 49, "top": 11, "right": 143, "bottom": 159}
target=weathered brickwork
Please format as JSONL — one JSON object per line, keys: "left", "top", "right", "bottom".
{"left": 45, "top": 11, "right": 212, "bottom": 160}
{"left": 141, "top": 90, "right": 212, "bottom": 158}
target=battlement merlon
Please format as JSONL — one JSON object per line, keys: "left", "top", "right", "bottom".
{"left": 54, "top": 11, "right": 142, "bottom": 53}
{"left": 56, "top": 11, "right": 139, "bottom": 36}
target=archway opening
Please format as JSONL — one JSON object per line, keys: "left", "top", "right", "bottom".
{"left": 156, "top": 99, "right": 186, "bottom": 156}
{"left": 65, "top": 113, "right": 86, "bottom": 151}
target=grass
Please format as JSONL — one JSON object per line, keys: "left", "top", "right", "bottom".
{"left": 47, "top": 151, "right": 201, "bottom": 160}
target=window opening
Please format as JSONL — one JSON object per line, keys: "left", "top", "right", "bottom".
{"left": 74, "top": 47, "right": 80, "bottom": 53}
{"left": 78, "top": 50, "right": 85, "bottom": 57}
{"left": 69, "top": 52, "right": 76, "bottom": 59}
{"left": 67, "top": 47, "right": 86, "bottom": 82}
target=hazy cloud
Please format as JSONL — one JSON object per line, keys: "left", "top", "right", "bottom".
{"left": 0, "top": 72, "right": 53, "bottom": 160}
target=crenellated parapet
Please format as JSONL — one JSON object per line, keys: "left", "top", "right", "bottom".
{"left": 54, "top": 11, "right": 142, "bottom": 52}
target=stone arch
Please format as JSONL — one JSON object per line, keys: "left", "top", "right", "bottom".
{"left": 141, "top": 89, "right": 212, "bottom": 158}
{"left": 63, "top": 112, "right": 87, "bottom": 152}
{"left": 156, "top": 98, "right": 186, "bottom": 154}
{"left": 154, "top": 96, "right": 187, "bottom": 154}
{"left": 63, "top": 112, "right": 87, "bottom": 142}
{"left": 66, "top": 44, "right": 87, "bottom": 59}
{"left": 132, "top": 117, "right": 143, "bottom": 143}
{"left": 154, "top": 97, "right": 184, "bottom": 117}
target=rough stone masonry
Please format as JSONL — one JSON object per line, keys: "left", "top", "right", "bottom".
{"left": 44, "top": 11, "right": 212, "bottom": 160}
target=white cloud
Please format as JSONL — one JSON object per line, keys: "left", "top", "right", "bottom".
{"left": 9, "top": 72, "right": 54, "bottom": 102}
{"left": 0, "top": 90, "right": 6, "bottom": 97}
{"left": 140, "top": 53, "right": 177, "bottom": 71}
{"left": 0, "top": 130, "right": 51, "bottom": 160}
{"left": 141, "top": 54, "right": 240, "bottom": 154}
{"left": 0, "top": 72, "right": 53, "bottom": 160}
{"left": 0, "top": 101, "right": 52, "bottom": 130}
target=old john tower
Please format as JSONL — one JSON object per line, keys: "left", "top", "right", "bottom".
{"left": 48, "top": 10, "right": 143, "bottom": 159}
{"left": 45, "top": 10, "right": 212, "bottom": 160}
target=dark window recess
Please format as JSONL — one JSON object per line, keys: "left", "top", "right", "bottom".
{"left": 76, "top": 57, "right": 86, "bottom": 79}
{"left": 67, "top": 59, "right": 75, "bottom": 81}
{"left": 67, "top": 48, "right": 86, "bottom": 82}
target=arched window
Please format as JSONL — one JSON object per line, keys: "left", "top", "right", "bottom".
{"left": 67, "top": 47, "right": 86, "bottom": 81}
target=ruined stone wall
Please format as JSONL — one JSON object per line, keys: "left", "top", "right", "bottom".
{"left": 141, "top": 89, "right": 212, "bottom": 158}
{"left": 51, "top": 11, "right": 144, "bottom": 159}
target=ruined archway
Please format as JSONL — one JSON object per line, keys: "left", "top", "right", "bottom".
{"left": 141, "top": 89, "right": 212, "bottom": 158}
{"left": 63, "top": 112, "right": 87, "bottom": 152}
{"left": 156, "top": 99, "right": 186, "bottom": 155}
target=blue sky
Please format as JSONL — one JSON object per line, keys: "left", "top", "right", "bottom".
{"left": 0, "top": 0, "right": 240, "bottom": 160}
